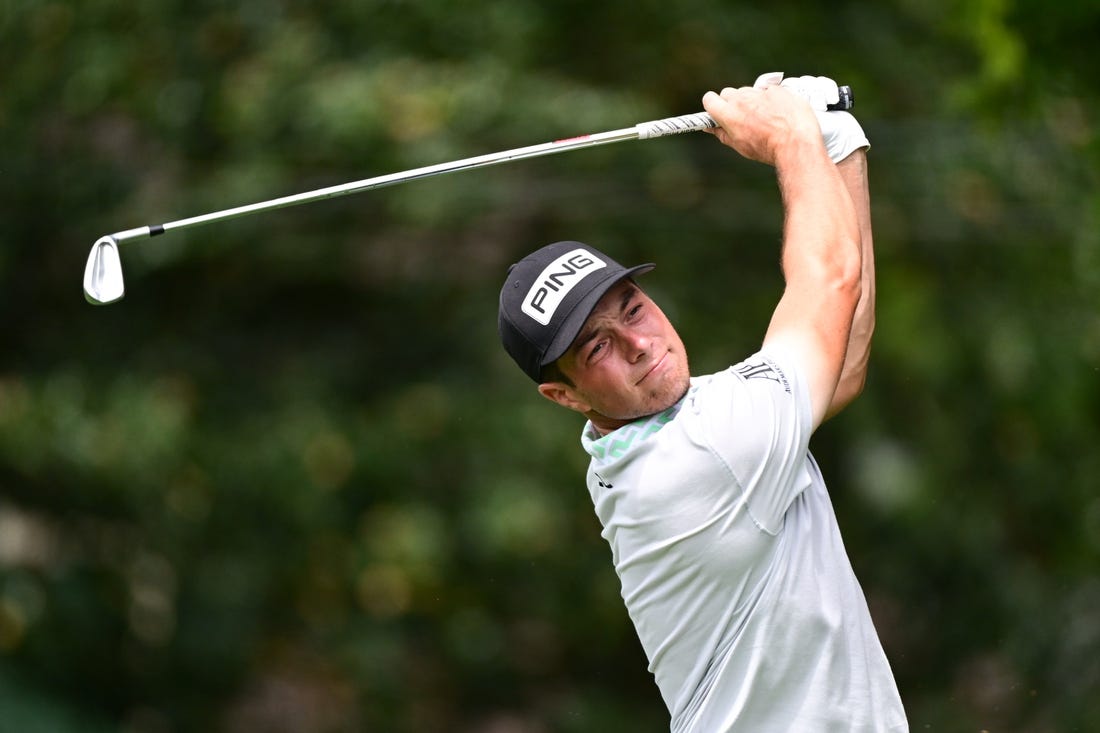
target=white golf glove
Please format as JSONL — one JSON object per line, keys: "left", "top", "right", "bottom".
{"left": 754, "top": 72, "right": 870, "bottom": 163}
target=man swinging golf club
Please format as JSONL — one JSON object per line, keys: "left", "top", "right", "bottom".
{"left": 498, "top": 74, "right": 908, "bottom": 731}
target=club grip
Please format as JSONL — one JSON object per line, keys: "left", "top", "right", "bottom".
{"left": 831, "top": 85, "right": 854, "bottom": 111}
{"left": 636, "top": 112, "right": 717, "bottom": 139}
{"left": 637, "top": 85, "right": 854, "bottom": 140}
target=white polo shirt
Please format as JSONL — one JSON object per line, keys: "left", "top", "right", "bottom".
{"left": 581, "top": 348, "right": 907, "bottom": 732}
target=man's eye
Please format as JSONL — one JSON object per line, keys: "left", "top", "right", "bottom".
{"left": 589, "top": 342, "right": 606, "bottom": 360}
{"left": 628, "top": 303, "right": 643, "bottom": 318}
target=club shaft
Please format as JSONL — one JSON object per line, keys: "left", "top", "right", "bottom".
{"left": 108, "top": 126, "right": 646, "bottom": 243}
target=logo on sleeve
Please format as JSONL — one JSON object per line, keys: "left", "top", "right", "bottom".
{"left": 521, "top": 248, "right": 607, "bottom": 325}
{"left": 736, "top": 359, "right": 791, "bottom": 394}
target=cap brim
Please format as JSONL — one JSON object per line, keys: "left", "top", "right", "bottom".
{"left": 539, "top": 263, "right": 655, "bottom": 371}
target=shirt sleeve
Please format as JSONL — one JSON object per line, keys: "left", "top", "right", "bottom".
{"left": 690, "top": 345, "right": 815, "bottom": 534}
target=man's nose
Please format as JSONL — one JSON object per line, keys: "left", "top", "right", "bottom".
{"left": 622, "top": 329, "right": 651, "bottom": 362}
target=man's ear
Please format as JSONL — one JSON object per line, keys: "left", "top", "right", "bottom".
{"left": 537, "top": 382, "right": 591, "bottom": 414}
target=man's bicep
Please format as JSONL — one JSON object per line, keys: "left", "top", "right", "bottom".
{"left": 762, "top": 294, "right": 852, "bottom": 430}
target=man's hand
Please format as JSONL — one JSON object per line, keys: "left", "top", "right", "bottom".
{"left": 701, "top": 83, "right": 827, "bottom": 168}
{"left": 763, "top": 73, "right": 870, "bottom": 164}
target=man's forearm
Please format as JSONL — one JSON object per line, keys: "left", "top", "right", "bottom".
{"left": 776, "top": 142, "right": 862, "bottom": 303}
{"left": 824, "top": 149, "right": 875, "bottom": 419}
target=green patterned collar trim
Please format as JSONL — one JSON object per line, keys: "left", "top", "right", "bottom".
{"left": 581, "top": 384, "right": 696, "bottom": 462}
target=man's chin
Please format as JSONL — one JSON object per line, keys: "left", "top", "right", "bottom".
{"left": 641, "top": 371, "right": 691, "bottom": 416}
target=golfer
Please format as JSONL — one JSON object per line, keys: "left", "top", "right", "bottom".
{"left": 498, "top": 74, "right": 907, "bottom": 732}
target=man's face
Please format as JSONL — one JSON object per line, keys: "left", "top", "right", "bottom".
{"left": 538, "top": 279, "right": 690, "bottom": 434}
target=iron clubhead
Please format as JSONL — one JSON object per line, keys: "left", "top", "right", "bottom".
{"left": 83, "top": 236, "right": 125, "bottom": 305}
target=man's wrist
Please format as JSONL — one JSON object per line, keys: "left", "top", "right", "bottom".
{"left": 774, "top": 135, "right": 834, "bottom": 177}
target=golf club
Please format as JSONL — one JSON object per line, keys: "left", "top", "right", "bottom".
{"left": 83, "top": 85, "right": 853, "bottom": 305}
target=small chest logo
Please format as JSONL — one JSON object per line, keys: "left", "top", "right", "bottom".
{"left": 521, "top": 248, "right": 607, "bottom": 325}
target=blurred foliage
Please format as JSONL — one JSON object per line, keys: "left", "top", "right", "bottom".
{"left": 1, "top": 0, "right": 1099, "bottom": 731}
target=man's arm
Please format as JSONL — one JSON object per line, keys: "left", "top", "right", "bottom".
{"left": 702, "top": 85, "right": 862, "bottom": 430}
{"left": 823, "top": 148, "right": 874, "bottom": 420}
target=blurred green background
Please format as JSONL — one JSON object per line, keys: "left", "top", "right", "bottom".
{"left": 2, "top": 0, "right": 1098, "bottom": 731}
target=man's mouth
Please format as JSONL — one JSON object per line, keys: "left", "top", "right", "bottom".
{"left": 637, "top": 351, "right": 669, "bottom": 385}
